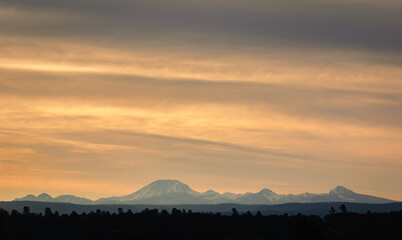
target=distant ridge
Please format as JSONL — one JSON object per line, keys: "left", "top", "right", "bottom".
{"left": 15, "top": 193, "right": 93, "bottom": 205}
{"left": 14, "top": 179, "right": 394, "bottom": 205}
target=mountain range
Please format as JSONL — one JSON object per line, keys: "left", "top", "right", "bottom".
{"left": 14, "top": 179, "right": 394, "bottom": 205}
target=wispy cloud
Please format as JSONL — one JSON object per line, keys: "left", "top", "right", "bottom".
{"left": 32, "top": 168, "right": 92, "bottom": 175}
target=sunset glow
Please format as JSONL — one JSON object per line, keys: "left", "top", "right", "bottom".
{"left": 0, "top": 0, "right": 401, "bottom": 201}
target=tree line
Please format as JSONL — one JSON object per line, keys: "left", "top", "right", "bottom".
{"left": 0, "top": 204, "right": 401, "bottom": 239}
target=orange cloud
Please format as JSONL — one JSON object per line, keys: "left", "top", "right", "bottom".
{"left": 0, "top": 0, "right": 401, "bottom": 201}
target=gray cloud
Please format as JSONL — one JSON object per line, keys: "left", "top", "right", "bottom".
{"left": 1, "top": 0, "right": 401, "bottom": 55}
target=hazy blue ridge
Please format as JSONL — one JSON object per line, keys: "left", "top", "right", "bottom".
{"left": 14, "top": 180, "right": 395, "bottom": 205}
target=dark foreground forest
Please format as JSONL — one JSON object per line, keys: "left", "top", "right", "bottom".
{"left": 1, "top": 205, "right": 401, "bottom": 240}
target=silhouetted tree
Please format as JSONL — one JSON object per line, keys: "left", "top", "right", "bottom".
{"left": 340, "top": 204, "right": 347, "bottom": 213}
{"left": 44, "top": 207, "right": 53, "bottom": 216}
{"left": 160, "top": 209, "right": 169, "bottom": 216}
{"left": 0, "top": 208, "right": 6, "bottom": 227}
{"left": 11, "top": 210, "right": 18, "bottom": 216}
{"left": 54, "top": 211, "right": 60, "bottom": 217}
{"left": 0, "top": 208, "right": 11, "bottom": 239}
{"left": 329, "top": 207, "right": 336, "bottom": 214}
{"left": 126, "top": 209, "right": 134, "bottom": 216}
{"left": 2, "top": 206, "right": 401, "bottom": 240}
{"left": 244, "top": 211, "right": 253, "bottom": 217}
{"left": 231, "top": 208, "right": 238, "bottom": 217}
{"left": 70, "top": 211, "right": 79, "bottom": 217}
{"left": 171, "top": 208, "right": 181, "bottom": 216}
{"left": 23, "top": 206, "right": 30, "bottom": 215}
{"left": 118, "top": 207, "right": 124, "bottom": 215}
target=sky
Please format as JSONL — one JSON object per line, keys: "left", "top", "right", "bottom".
{"left": 0, "top": 0, "right": 401, "bottom": 201}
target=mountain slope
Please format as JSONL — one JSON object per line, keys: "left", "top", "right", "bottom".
{"left": 14, "top": 180, "right": 395, "bottom": 205}
{"left": 15, "top": 193, "right": 93, "bottom": 205}
{"left": 96, "top": 180, "right": 201, "bottom": 204}
{"left": 327, "top": 186, "right": 393, "bottom": 203}
{"left": 120, "top": 179, "right": 199, "bottom": 201}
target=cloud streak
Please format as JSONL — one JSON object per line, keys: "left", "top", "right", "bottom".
{"left": 1, "top": 0, "right": 401, "bottom": 55}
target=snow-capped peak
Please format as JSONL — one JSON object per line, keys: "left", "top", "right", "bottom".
{"left": 121, "top": 179, "right": 198, "bottom": 200}
{"left": 329, "top": 186, "right": 355, "bottom": 195}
